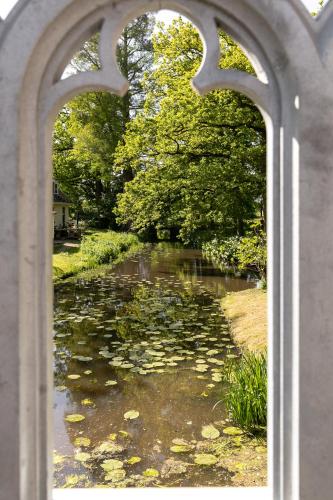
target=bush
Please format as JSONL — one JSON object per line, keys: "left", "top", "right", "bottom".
{"left": 202, "top": 223, "right": 267, "bottom": 281}
{"left": 80, "top": 231, "right": 139, "bottom": 265}
{"left": 223, "top": 351, "right": 267, "bottom": 431}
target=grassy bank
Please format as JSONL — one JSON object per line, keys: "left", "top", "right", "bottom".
{"left": 221, "top": 288, "right": 267, "bottom": 353}
{"left": 53, "top": 230, "right": 144, "bottom": 283}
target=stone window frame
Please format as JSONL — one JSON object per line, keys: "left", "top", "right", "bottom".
{"left": 1, "top": 1, "right": 333, "bottom": 499}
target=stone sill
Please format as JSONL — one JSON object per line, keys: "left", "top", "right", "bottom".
{"left": 54, "top": 487, "right": 271, "bottom": 500}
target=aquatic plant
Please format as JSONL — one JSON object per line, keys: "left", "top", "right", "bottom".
{"left": 223, "top": 352, "right": 267, "bottom": 431}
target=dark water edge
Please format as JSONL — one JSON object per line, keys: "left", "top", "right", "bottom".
{"left": 53, "top": 244, "right": 258, "bottom": 488}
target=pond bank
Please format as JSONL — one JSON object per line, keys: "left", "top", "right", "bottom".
{"left": 53, "top": 230, "right": 144, "bottom": 284}
{"left": 221, "top": 289, "right": 267, "bottom": 353}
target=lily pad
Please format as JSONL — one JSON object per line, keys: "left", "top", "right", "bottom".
{"left": 170, "top": 444, "right": 193, "bottom": 453}
{"left": 201, "top": 424, "right": 220, "bottom": 440}
{"left": 194, "top": 453, "right": 219, "bottom": 466}
{"left": 74, "top": 437, "right": 91, "bottom": 447}
{"left": 74, "top": 452, "right": 91, "bottom": 462}
{"left": 101, "top": 459, "right": 124, "bottom": 472}
{"left": 143, "top": 468, "right": 159, "bottom": 477}
{"left": 127, "top": 456, "right": 142, "bottom": 465}
{"left": 124, "top": 410, "right": 139, "bottom": 420}
{"left": 81, "top": 398, "right": 95, "bottom": 407}
{"left": 105, "top": 380, "right": 118, "bottom": 386}
{"left": 65, "top": 414, "right": 85, "bottom": 423}
{"left": 105, "top": 469, "right": 126, "bottom": 482}
{"left": 223, "top": 426, "right": 244, "bottom": 436}
{"left": 55, "top": 385, "right": 67, "bottom": 392}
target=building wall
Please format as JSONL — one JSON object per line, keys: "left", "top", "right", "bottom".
{"left": 53, "top": 204, "right": 70, "bottom": 228}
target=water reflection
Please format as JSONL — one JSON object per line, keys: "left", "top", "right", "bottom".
{"left": 53, "top": 245, "right": 254, "bottom": 487}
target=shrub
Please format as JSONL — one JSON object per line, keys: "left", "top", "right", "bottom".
{"left": 223, "top": 351, "right": 267, "bottom": 431}
{"left": 81, "top": 231, "right": 139, "bottom": 265}
{"left": 202, "top": 222, "right": 267, "bottom": 281}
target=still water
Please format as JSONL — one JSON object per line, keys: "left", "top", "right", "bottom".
{"left": 53, "top": 245, "right": 255, "bottom": 488}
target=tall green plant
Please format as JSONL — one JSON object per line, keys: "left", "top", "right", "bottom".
{"left": 223, "top": 351, "right": 267, "bottom": 431}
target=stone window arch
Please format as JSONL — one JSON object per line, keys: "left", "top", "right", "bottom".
{"left": 1, "top": 1, "right": 333, "bottom": 499}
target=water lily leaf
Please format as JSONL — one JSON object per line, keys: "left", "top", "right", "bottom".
{"left": 65, "top": 414, "right": 85, "bottom": 423}
{"left": 67, "top": 374, "right": 80, "bottom": 380}
{"left": 194, "top": 454, "right": 218, "bottom": 465}
{"left": 124, "top": 410, "right": 139, "bottom": 420}
{"left": 74, "top": 452, "right": 91, "bottom": 462}
{"left": 101, "top": 459, "right": 124, "bottom": 472}
{"left": 127, "top": 456, "right": 142, "bottom": 465}
{"left": 201, "top": 424, "right": 220, "bottom": 440}
{"left": 81, "top": 398, "right": 94, "bottom": 407}
{"left": 119, "top": 430, "right": 130, "bottom": 438}
{"left": 223, "top": 426, "right": 244, "bottom": 436}
{"left": 104, "top": 469, "right": 126, "bottom": 482}
{"left": 73, "top": 356, "right": 93, "bottom": 362}
{"left": 170, "top": 444, "right": 193, "bottom": 453}
{"left": 143, "top": 468, "right": 159, "bottom": 477}
{"left": 212, "top": 373, "right": 223, "bottom": 382}
{"left": 53, "top": 452, "right": 66, "bottom": 465}
{"left": 105, "top": 380, "right": 118, "bottom": 386}
{"left": 74, "top": 437, "right": 91, "bottom": 447}
{"left": 206, "top": 350, "right": 219, "bottom": 356}
{"left": 56, "top": 385, "right": 67, "bottom": 392}
{"left": 64, "top": 474, "right": 80, "bottom": 487}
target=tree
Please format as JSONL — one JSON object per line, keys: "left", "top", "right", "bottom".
{"left": 53, "top": 14, "right": 155, "bottom": 227}
{"left": 114, "top": 19, "right": 266, "bottom": 244}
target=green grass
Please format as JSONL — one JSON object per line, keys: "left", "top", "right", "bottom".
{"left": 223, "top": 351, "right": 267, "bottom": 432}
{"left": 53, "top": 230, "right": 143, "bottom": 283}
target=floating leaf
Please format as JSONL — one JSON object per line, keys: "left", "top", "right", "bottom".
{"left": 84, "top": 370, "right": 92, "bottom": 375}
{"left": 124, "top": 410, "right": 139, "bottom": 420}
{"left": 194, "top": 454, "right": 218, "bottom": 465}
{"left": 56, "top": 385, "right": 67, "bottom": 392}
{"left": 223, "top": 427, "right": 244, "bottom": 436}
{"left": 81, "top": 398, "right": 94, "bottom": 407}
{"left": 74, "top": 437, "right": 91, "bottom": 447}
{"left": 64, "top": 474, "right": 80, "bottom": 487}
{"left": 201, "top": 424, "right": 220, "bottom": 440}
{"left": 53, "top": 452, "right": 66, "bottom": 465}
{"left": 143, "top": 468, "right": 159, "bottom": 477}
{"left": 105, "top": 469, "right": 126, "bottom": 482}
{"left": 74, "top": 452, "right": 91, "bottom": 462}
{"left": 127, "top": 456, "right": 142, "bottom": 465}
{"left": 170, "top": 444, "right": 193, "bottom": 453}
{"left": 212, "top": 373, "right": 223, "bottom": 382}
{"left": 65, "top": 414, "right": 85, "bottom": 423}
{"left": 105, "top": 380, "right": 118, "bottom": 386}
{"left": 101, "top": 459, "right": 124, "bottom": 472}
{"left": 67, "top": 374, "right": 80, "bottom": 380}
{"left": 73, "top": 356, "right": 93, "bottom": 362}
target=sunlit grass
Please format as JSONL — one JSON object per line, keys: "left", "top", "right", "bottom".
{"left": 53, "top": 230, "right": 142, "bottom": 282}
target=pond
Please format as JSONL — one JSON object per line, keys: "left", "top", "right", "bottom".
{"left": 53, "top": 244, "right": 258, "bottom": 488}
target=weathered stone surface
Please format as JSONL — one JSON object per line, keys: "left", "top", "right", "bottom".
{"left": 1, "top": 1, "right": 333, "bottom": 499}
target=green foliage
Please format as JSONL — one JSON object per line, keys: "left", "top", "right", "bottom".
{"left": 236, "top": 224, "right": 267, "bottom": 279}
{"left": 53, "top": 231, "right": 141, "bottom": 281}
{"left": 223, "top": 352, "right": 267, "bottom": 431}
{"left": 203, "top": 236, "right": 241, "bottom": 269}
{"left": 53, "top": 15, "right": 155, "bottom": 227}
{"left": 80, "top": 231, "right": 139, "bottom": 265}
{"left": 203, "top": 222, "right": 266, "bottom": 280}
{"left": 115, "top": 20, "right": 266, "bottom": 244}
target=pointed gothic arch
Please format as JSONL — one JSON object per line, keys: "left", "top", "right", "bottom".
{"left": 1, "top": 1, "right": 333, "bottom": 500}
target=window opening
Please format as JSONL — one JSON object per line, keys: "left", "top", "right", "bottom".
{"left": 52, "top": 9, "right": 268, "bottom": 491}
